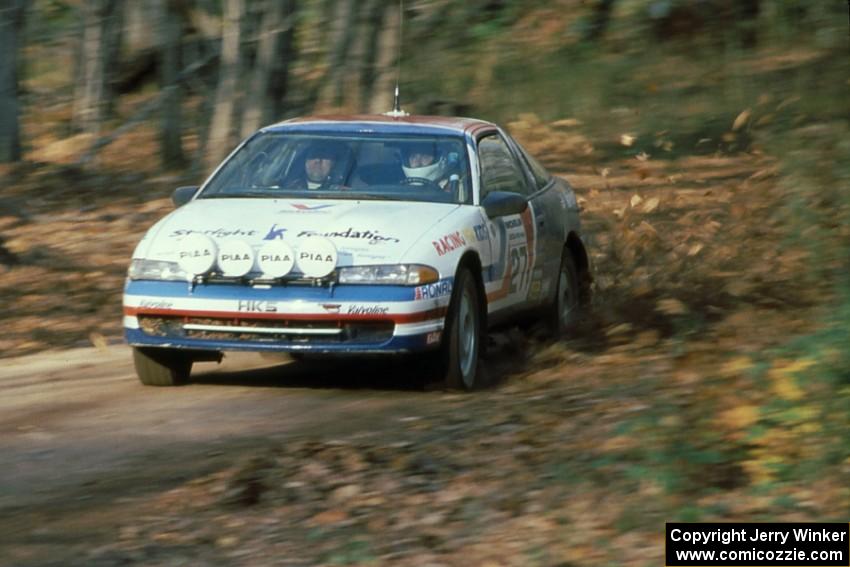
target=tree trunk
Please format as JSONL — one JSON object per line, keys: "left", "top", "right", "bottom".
{"left": 205, "top": 0, "right": 244, "bottom": 171}
{"left": 368, "top": 2, "right": 400, "bottom": 114}
{"left": 316, "top": 0, "right": 356, "bottom": 110}
{"left": 737, "top": 0, "right": 761, "bottom": 48}
{"left": 241, "top": 0, "right": 297, "bottom": 137}
{"left": 0, "top": 0, "right": 25, "bottom": 163}
{"left": 160, "top": 0, "right": 185, "bottom": 166}
{"left": 583, "top": 0, "right": 617, "bottom": 42}
{"left": 357, "top": 0, "right": 386, "bottom": 113}
{"left": 72, "top": 0, "right": 123, "bottom": 135}
{"left": 103, "top": 0, "right": 124, "bottom": 118}
{"left": 125, "top": 0, "right": 157, "bottom": 52}
{"left": 267, "top": 0, "right": 296, "bottom": 123}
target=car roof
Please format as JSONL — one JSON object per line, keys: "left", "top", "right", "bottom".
{"left": 263, "top": 114, "right": 497, "bottom": 138}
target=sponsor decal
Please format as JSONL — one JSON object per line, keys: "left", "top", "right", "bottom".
{"left": 415, "top": 280, "right": 453, "bottom": 300}
{"left": 297, "top": 227, "right": 399, "bottom": 245}
{"left": 299, "top": 251, "right": 334, "bottom": 263}
{"left": 509, "top": 245, "right": 530, "bottom": 293}
{"left": 462, "top": 223, "right": 489, "bottom": 244}
{"left": 289, "top": 203, "right": 334, "bottom": 211}
{"left": 179, "top": 248, "right": 213, "bottom": 260}
{"left": 220, "top": 252, "right": 251, "bottom": 262}
{"left": 170, "top": 228, "right": 257, "bottom": 238}
{"left": 264, "top": 224, "right": 287, "bottom": 240}
{"left": 322, "top": 304, "right": 341, "bottom": 314}
{"left": 259, "top": 252, "right": 292, "bottom": 264}
{"left": 139, "top": 300, "right": 174, "bottom": 309}
{"left": 258, "top": 241, "right": 295, "bottom": 278}
{"left": 426, "top": 331, "right": 442, "bottom": 345}
{"left": 347, "top": 305, "right": 389, "bottom": 316}
{"left": 177, "top": 233, "right": 217, "bottom": 275}
{"left": 237, "top": 300, "right": 277, "bottom": 313}
{"left": 296, "top": 238, "right": 338, "bottom": 278}
{"left": 487, "top": 207, "right": 536, "bottom": 303}
{"left": 217, "top": 240, "right": 255, "bottom": 277}
{"left": 432, "top": 231, "right": 466, "bottom": 256}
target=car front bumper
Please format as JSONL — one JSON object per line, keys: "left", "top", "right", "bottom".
{"left": 123, "top": 280, "right": 449, "bottom": 354}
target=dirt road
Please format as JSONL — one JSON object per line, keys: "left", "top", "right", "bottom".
{"left": 0, "top": 347, "right": 460, "bottom": 566}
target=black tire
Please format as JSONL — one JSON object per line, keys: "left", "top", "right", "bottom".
{"left": 439, "top": 268, "right": 483, "bottom": 391}
{"left": 547, "top": 251, "right": 581, "bottom": 338}
{"left": 288, "top": 352, "right": 320, "bottom": 363}
{"left": 133, "top": 347, "right": 192, "bottom": 386}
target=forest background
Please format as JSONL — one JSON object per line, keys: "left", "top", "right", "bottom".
{"left": 0, "top": 0, "right": 849, "bottom": 564}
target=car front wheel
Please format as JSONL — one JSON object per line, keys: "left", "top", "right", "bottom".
{"left": 439, "top": 268, "right": 483, "bottom": 391}
{"left": 133, "top": 347, "right": 193, "bottom": 386}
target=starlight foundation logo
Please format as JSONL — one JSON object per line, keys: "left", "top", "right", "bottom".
{"left": 170, "top": 228, "right": 257, "bottom": 238}
{"left": 297, "top": 227, "right": 399, "bottom": 245}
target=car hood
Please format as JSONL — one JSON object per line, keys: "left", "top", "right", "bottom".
{"left": 136, "top": 198, "right": 460, "bottom": 266}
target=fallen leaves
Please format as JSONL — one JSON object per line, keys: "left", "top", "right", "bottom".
{"left": 642, "top": 197, "right": 660, "bottom": 213}
{"left": 656, "top": 298, "right": 688, "bottom": 316}
{"left": 719, "top": 404, "right": 760, "bottom": 431}
{"left": 732, "top": 108, "right": 751, "bottom": 131}
{"left": 310, "top": 509, "right": 349, "bottom": 526}
{"left": 768, "top": 359, "right": 815, "bottom": 401}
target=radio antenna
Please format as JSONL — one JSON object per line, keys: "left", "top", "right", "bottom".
{"left": 386, "top": 0, "right": 408, "bottom": 117}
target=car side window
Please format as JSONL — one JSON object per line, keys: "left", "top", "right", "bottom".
{"left": 514, "top": 142, "right": 551, "bottom": 191}
{"left": 478, "top": 133, "right": 531, "bottom": 199}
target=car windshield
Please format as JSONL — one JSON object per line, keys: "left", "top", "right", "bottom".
{"left": 199, "top": 131, "right": 473, "bottom": 204}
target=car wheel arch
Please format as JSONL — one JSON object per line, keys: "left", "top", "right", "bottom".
{"left": 565, "top": 232, "right": 592, "bottom": 304}
{"left": 453, "top": 250, "right": 488, "bottom": 333}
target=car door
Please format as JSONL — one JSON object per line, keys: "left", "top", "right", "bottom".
{"left": 505, "top": 133, "right": 565, "bottom": 307}
{"left": 476, "top": 131, "right": 541, "bottom": 317}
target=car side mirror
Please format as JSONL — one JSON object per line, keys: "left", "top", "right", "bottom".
{"left": 172, "top": 186, "right": 199, "bottom": 207}
{"left": 481, "top": 191, "right": 528, "bottom": 218}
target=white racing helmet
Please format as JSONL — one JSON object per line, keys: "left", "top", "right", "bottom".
{"left": 402, "top": 157, "right": 448, "bottom": 181}
{"left": 401, "top": 141, "right": 448, "bottom": 182}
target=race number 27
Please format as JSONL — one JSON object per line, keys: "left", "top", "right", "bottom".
{"left": 509, "top": 245, "right": 529, "bottom": 294}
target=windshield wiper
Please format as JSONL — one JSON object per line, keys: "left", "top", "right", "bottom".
{"left": 324, "top": 192, "right": 394, "bottom": 201}
{"left": 199, "top": 188, "right": 295, "bottom": 199}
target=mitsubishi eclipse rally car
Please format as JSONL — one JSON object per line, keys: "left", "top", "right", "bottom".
{"left": 123, "top": 114, "right": 591, "bottom": 390}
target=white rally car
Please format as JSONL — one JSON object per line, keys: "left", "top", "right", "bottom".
{"left": 124, "top": 115, "right": 591, "bottom": 389}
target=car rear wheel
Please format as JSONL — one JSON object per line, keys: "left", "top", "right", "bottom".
{"left": 133, "top": 347, "right": 192, "bottom": 386}
{"left": 548, "top": 251, "right": 581, "bottom": 338}
{"left": 439, "top": 268, "right": 482, "bottom": 391}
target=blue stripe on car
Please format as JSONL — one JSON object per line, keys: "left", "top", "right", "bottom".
{"left": 125, "top": 328, "right": 435, "bottom": 354}
{"left": 126, "top": 280, "right": 418, "bottom": 302}
{"left": 126, "top": 278, "right": 459, "bottom": 303}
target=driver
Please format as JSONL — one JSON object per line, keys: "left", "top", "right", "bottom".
{"left": 299, "top": 140, "right": 349, "bottom": 190}
{"left": 401, "top": 141, "right": 451, "bottom": 189}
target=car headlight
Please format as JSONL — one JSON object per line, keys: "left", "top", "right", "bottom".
{"left": 337, "top": 264, "right": 439, "bottom": 285}
{"left": 128, "top": 259, "right": 189, "bottom": 281}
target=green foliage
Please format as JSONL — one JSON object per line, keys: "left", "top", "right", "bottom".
{"left": 325, "top": 538, "right": 376, "bottom": 565}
